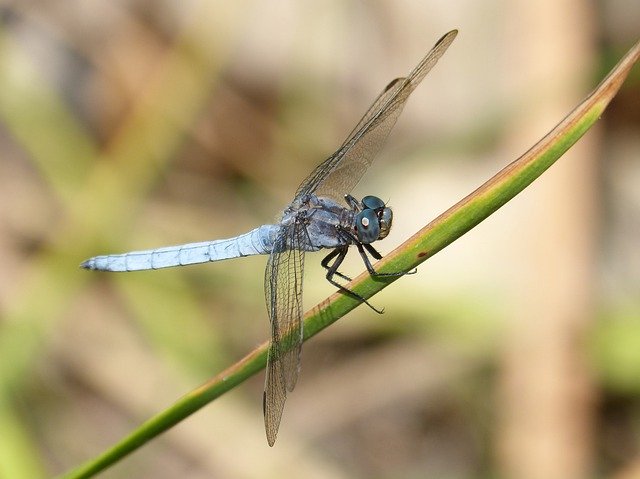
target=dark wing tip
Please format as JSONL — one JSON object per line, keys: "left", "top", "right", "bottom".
{"left": 431, "top": 30, "right": 459, "bottom": 54}
{"left": 262, "top": 390, "right": 267, "bottom": 415}
{"left": 439, "top": 29, "right": 459, "bottom": 43}
{"left": 383, "top": 77, "right": 404, "bottom": 93}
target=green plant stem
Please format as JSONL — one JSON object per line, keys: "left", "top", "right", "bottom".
{"left": 60, "top": 38, "right": 640, "bottom": 479}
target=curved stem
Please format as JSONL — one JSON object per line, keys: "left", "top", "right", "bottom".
{"left": 59, "top": 38, "right": 640, "bottom": 479}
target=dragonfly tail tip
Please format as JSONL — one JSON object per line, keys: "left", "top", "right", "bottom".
{"left": 79, "top": 259, "right": 94, "bottom": 270}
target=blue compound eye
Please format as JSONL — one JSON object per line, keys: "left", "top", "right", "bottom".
{"left": 361, "top": 195, "right": 385, "bottom": 210}
{"left": 355, "top": 209, "right": 380, "bottom": 244}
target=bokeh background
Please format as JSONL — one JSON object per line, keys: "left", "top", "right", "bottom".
{"left": 0, "top": 1, "right": 638, "bottom": 478}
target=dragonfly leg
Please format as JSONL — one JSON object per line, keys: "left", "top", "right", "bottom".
{"left": 324, "top": 246, "right": 384, "bottom": 314}
{"left": 361, "top": 243, "right": 416, "bottom": 277}
{"left": 344, "top": 194, "right": 361, "bottom": 210}
{"left": 338, "top": 227, "right": 415, "bottom": 278}
{"left": 321, "top": 248, "right": 352, "bottom": 282}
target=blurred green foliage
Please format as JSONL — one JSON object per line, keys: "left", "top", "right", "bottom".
{"left": 0, "top": 3, "right": 637, "bottom": 478}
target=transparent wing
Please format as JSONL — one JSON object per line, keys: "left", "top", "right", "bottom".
{"left": 296, "top": 30, "right": 458, "bottom": 202}
{"left": 263, "top": 222, "right": 306, "bottom": 446}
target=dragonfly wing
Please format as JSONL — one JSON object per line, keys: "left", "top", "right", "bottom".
{"left": 263, "top": 222, "right": 306, "bottom": 446}
{"left": 296, "top": 30, "right": 458, "bottom": 202}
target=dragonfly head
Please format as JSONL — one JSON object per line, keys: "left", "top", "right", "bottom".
{"left": 355, "top": 195, "right": 393, "bottom": 244}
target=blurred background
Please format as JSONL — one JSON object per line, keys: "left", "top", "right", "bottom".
{"left": 0, "top": 0, "right": 638, "bottom": 478}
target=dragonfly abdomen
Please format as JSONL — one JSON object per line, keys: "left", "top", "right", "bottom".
{"left": 80, "top": 224, "right": 278, "bottom": 272}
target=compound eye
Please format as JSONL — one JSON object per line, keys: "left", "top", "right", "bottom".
{"left": 361, "top": 195, "right": 385, "bottom": 210}
{"left": 377, "top": 207, "right": 393, "bottom": 239}
{"left": 355, "top": 209, "right": 380, "bottom": 244}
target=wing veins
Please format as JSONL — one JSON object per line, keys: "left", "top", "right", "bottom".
{"left": 296, "top": 30, "right": 458, "bottom": 200}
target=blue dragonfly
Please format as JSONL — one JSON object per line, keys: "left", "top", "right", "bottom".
{"left": 82, "top": 30, "right": 457, "bottom": 446}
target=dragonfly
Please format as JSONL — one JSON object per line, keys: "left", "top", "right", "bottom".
{"left": 81, "top": 29, "right": 457, "bottom": 446}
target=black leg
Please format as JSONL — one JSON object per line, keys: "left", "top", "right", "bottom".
{"left": 337, "top": 227, "right": 414, "bottom": 278}
{"left": 321, "top": 248, "right": 352, "bottom": 282}
{"left": 344, "top": 194, "right": 360, "bottom": 210}
{"left": 354, "top": 242, "right": 378, "bottom": 275}
{"left": 360, "top": 243, "right": 416, "bottom": 277}
{"left": 324, "top": 246, "right": 384, "bottom": 314}
{"left": 363, "top": 243, "right": 382, "bottom": 260}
